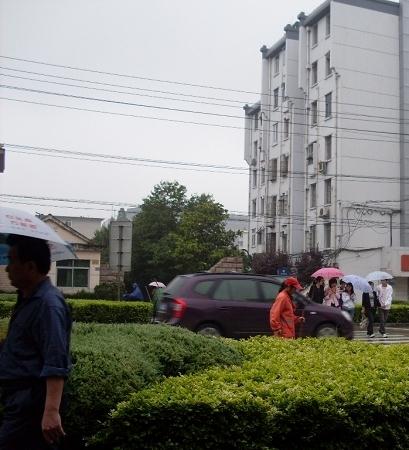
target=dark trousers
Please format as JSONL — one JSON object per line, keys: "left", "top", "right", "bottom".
{"left": 366, "top": 308, "right": 375, "bottom": 335}
{"left": 379, "top": 308, "right": 389, "bottom": 334}
{"left": 0, "top": 380, "right": 59, "bottom": 450}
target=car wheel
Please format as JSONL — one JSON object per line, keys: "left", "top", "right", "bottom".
{"left": 315, "top": 323, "right": 338, "bottom": 338}
{"left": 196, "top": 323, "right": 222, "bottom": 337}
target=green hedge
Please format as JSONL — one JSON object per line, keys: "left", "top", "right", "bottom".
{"left": 0, "top": 299, "right": 153, "bottom": 324}
{"left": 0, "top": 293, "right": 17, "bottom": 302}
{"left": 354, "top": 304, "right": 409, "bottom": 323}
{"left": 68, "top": 300, "right": 152, "bottom": 323}
{"left": 64, "top": 323, "right": 242, "bottom": 447}
{"left": 92, "top": 338, "right": 409, "bottom": 450}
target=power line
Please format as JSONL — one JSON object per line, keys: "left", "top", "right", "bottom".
{"left": 0, "top": 84, "right": 406, "bottom": 141}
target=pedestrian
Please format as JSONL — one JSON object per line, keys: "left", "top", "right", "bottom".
{"left": 362, "top": 281, "right": 380, "bottom": 338}
{"left": 270, "top": 277, "right": 305, "bottom": 339}
{"left": 341, "top": 282, "right": 356, "bottom": 320}
{"left": 339, "top": 279, "right": 346, "bottom": 293}
{"left": 323, "top": 279, "right": 340, "bottom": 308}
{"left": 376, "top": 279, "right": 393, "bottom": 338}
{"left": 308, "top": 276, "right": 325, "bottom": 303}
{"left": 0, "top": 234, "right": 72, "bottom": 450}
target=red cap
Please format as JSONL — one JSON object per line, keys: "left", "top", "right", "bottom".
{"left": 284, "top": 277, "right": 302, "bottom": 291}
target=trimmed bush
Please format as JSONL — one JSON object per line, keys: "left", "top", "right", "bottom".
{"left": 0, "top": 293, "right": 17, "bottom": 302}
{"left": 65, "top": 323, "right": 242, "bottom": 447}
{"left": 0, "top": 299, "right": 153, "bottom": 324}
{"left": 0, "top": 318, "right": 9, "bottom": 341}
{"left": 68, "top": 300, "right": 152, "bottom": 323}
{"left": 92, "top": 338, "right": 409, "bottom": 450}
{"left": 354, "top": 304, "right": 409, "bottom": 323}
{"left": 0, "top": 301, "right": 14, "bottom": 319}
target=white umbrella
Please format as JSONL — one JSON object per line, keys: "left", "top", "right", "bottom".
{"left": 148, "top": 281, "right": 166, "bottom": 288}
{"left": 365, "top": 271, "right": 393, "bottom": 282}
{"left": 0, "top": 206, "right": 76, "bottom": 262}
{"left": 342, "top": 275, "right": 372, "bottom": 293}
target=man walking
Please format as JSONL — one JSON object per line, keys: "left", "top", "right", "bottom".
{"left": 376, "top": 279, "right": 393, "bottom": 338}
{"left": 362, "top": 281, "right": 380, "bottom": 338}
{"left": 0, "top": 234, "right": 72, "bottom": 450}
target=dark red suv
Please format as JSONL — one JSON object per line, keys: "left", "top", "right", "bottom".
{"left": 154, "top": 273, "right": 353, "bottom": 339}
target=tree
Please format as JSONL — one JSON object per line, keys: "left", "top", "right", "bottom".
{"left": 91, "top": 225, "right": 109, "bottom": 264}
{"left": 168, "top": 194, "right": 238, "bottom": 273}
{"left": 131, "top": 181, "right": 188, "bottom": 284}
{"left": 251, "top": 251, "right": 291, "bottom": 276}
{"left": 129, "top": 184, "right": 238, "bottom": 284}
{"left": 294, "top": 250, "right": 325, "bottom": 286}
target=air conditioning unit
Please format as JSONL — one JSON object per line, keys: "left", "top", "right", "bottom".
{"left": 251, "top": 158, "right": 257, "bottom": 166}
{"left": 318, "top": 161, "right": 328, "bottom": 174}
{"left": 319, "top": 207, "right": 330, "bottom": 219}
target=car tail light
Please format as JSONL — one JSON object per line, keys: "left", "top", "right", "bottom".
{"left": 172, "top": 298, "right": 187, "bottom": 319}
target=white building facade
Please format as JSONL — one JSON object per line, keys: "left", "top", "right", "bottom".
{"left": 245, "top": 0, "right": 409, "bottom": 298}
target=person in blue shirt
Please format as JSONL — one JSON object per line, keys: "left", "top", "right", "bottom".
{"left": 0, "top": 234, "right": 72, "bottom": 450}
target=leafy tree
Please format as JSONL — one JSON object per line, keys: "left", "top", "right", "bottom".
{"left": 294, "top": 250, "right": 325, "bottom": 286}
{"left": 251, "top": 251, "right": 291, "bottom": 276}
{"left": 91, "top": 225, "right": 109, "bottom": 264}
{"left": 129, "top": 184, "right": 238, "bottom": 284}
{"left": 168, "top": 194, "right": 238, "bottom": 273}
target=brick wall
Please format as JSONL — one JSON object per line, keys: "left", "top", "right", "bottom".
{"left": 208, "top": 257, "right": 244, "bottom": 273}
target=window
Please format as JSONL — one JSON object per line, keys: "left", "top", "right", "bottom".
{"left": 281, "top": 233, "right": 288, "bottom": 253}
{"left": 325, "top": 52, "right": 331, "bottom": 76}
{"left": 280, "top": 154, "right": 289, "bottom": 177}
{"left": 312, "top": 23, "right": 318, "bottom": 46}
{"left": 57, "top": 259, "right": 90, "bottom": 288}
{"left": 252, "top": 199, "right": 257, "bottom": 218}
{"left": 266, "top": 232, "right": 277, "bottom": 253}
{"left": 271, "top": 196, "right": 277, "bottom": 218}
{"left": 273, "top": 88, "right": 279, "bottom": 109}
{"left": 279, "top": 194, "right": 288, "bottom": 216}
{"left": 253, "top": 141, "right": 258, "bottom": 160}
{"left": 306, "top": 142, "right": 315, "bottom": 165}
{"left": 193, "top": 281, "right": 216, "bottom": 296}
{"left": 260, "top": 281, "right": 280, "bottom": 302}
{"left": 325, "top": 135, "right": 332, "bottom": 160}
{"left": 252, "top": 169, "right": 257, "bottom": 188}
{"left": 254, "top": 114, "right": 259, "bottom": 130}
{"left": 260, "top": 196, "right": 265, "bottom": 215}
{"left": 261, "top": 167, "right": 266, "bottom": 185}
{"left": 284, "top": 118, "right": 290, "bottom": 140}
{"left": 257, "top": 229, "right": 265, "bottom": 245}
{"left": 251, "top": 228, "right": 256, "bottom": 246}
{"left": 324, "top": 222, "right": 331, "bottom": 248}
{"left": 310, "top": 225, "right": 317, "bottom": 250}
{"left": 281, "top": 83, "right": 286, "bottom": 100}
{"left": 311, "top": 101, "right": 318, "bottom": 126}
{"left": 325, "top": 92, "right": 332, "bottom": 118}
{"left": 274, "top": 55, "right": 280, "bottom": 75}
{"left": 311, "top": 61, "right": 318, "bottom": 85}
{"left": 325, "top": 179, "right": 332, "bottom": 204}
{"left": 272, "top": 122, "right": 278, "bottom": 144}
{"left": 310, "top": 183, "right": 317, "bottom": 208}
{"left": 326, "top": 14, "right": 331, "bottom": 36}
{"left": 269, "top": 158, "right": 278, "bottom": 182}
{"left": 213, "top": 279, "right": 260, "bottom": 302}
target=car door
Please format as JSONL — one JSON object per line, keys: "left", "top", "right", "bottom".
{"left": 210, "top": 278, "right": 264, "bottom": 337}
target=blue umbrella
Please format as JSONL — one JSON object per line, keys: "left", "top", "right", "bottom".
{"left": 342, "top": 275, "right": 372, "bottom": 293}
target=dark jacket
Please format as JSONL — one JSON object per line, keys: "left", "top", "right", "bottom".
{"left": 362, "top": 290, "right": 380, "bottom": 309}
{"left": 308, "top": 283, "right": 325, "bottom": 304}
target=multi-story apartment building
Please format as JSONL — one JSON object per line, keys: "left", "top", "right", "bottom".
{"left": 245, "top": 0, "right": 409, "bottom": 298}
{"left": 244, "top": 23, "right": 305, "bottom": 256}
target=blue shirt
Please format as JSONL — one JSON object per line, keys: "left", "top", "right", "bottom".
{"left": 0, "top": 278, "right": 72, "bottom": 381}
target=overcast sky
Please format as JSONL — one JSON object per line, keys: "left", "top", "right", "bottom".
{"left": 0, "top": 0, "right": 323, "bottom": 221}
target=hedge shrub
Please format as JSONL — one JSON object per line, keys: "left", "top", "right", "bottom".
{"left": 92, "top": 338, "right": 409, "bottom": 450}
{"left": 0, "top": 299, "right": 153, "bottom": 323}
{"left": 64, "top": 323, "right": 242, "bottom": 447}
{"left": 354, "top": 304, "right": 409, "bottom": 323}
{"left": 0, "top": 293, "right": 16, "bottom": 302}
{"left": 68, "top": 300, "right": 152, "bottom": 323}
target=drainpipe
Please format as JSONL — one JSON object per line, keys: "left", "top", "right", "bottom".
{"left": 333, "top": 69, "right": 340, "bottom": 258}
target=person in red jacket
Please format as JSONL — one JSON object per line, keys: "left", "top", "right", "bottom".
{"left": 270, "top": 277, "right": 305, "bottom": 339}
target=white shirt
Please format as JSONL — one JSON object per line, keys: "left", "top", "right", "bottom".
{"left": 377, "top": 284, "right": 393, "bottom": 310}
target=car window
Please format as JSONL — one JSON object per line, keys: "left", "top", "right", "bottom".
{"left": 259, "top": 281, "right": 280, "bottom": 303}
{"left": 166, "top": 276, "right": 188, "bottom": 295}
{"left": 213, "top": 279, "right": 259, "bottom": 301}
{"left": 193, "top": 280, "right": 215, "bottom": 296}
